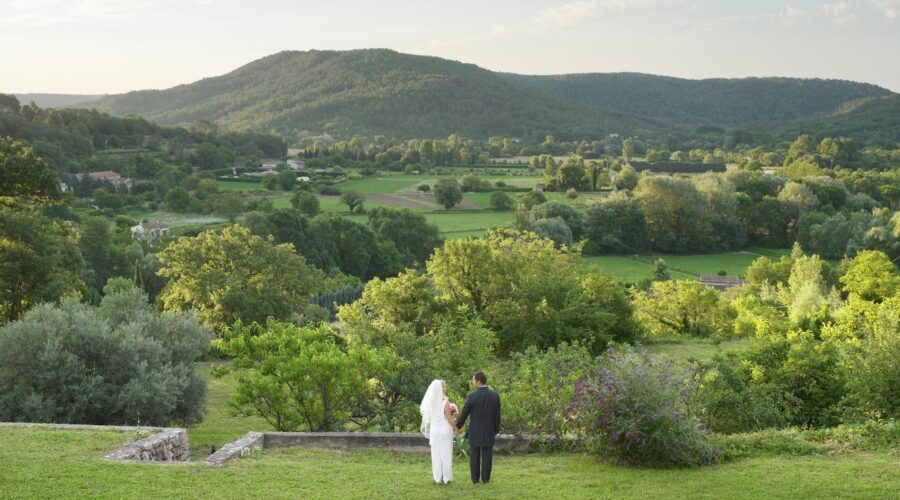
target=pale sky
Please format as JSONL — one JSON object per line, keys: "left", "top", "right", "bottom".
{"left": 2, "top": 0, "right": 899, "bottom": 94}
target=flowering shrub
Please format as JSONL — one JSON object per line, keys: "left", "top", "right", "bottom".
{"left": 567, "top": 346, "right": 718, "bottom": 467}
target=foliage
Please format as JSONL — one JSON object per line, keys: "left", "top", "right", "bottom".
{"left": 492, "top": 342, "right": 596, "bottom": 445}
{"left": 697, "top": 330, "right": 847, "bottom": 432}
{"left": 428, "top": 229, "right": 637, "bottom": 354}
{"left": 157, "top": 224, "right": 326, "bottom": 331}
{"left": 632, "top": 281, "right": 735, "bottom": 338}
{"left": 432, "top": 178, "right": 463, "bottom": 209}
{"left": 584, "top": 193, "right": 647, "bottom": 254}
{"left": 220, "top": 320, "right": 397, "bottom": 431}
{"left": 489, "top": 191, "right": 513, "bottom": 211}
{"left": 839, "top": 250, "right": 899, "bottom": 302}
{"left": 339, "top": 189, "right": 365, "bottom": 213}
{"left": 367, "top": 207, "right": 442, "bottom": 267}
{"left": 290, "top": 190, "right": 320, "bottom": 216}
{"left": 568, "top": 346, "right": 718, "bottom": 467}
{"left": 310, "top": 214, "right": 402, "bottom": 280}
{"left": 0, "top": 137, "right": 61, "bottom": 205}
{"left": 529, "top": 201, "right": 584, "bottom": 239}
{"left": 0, "top": 281, "right": 209, "bottom": 426}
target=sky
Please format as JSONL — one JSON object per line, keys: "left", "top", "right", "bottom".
{"left": 2, "top": 0, "right": 899, "bottom": 94}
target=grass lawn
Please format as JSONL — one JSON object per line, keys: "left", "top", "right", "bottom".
{"left": 424, "top": 211, "right": 517, "bottom": 239}
{"left": 2, "top": 427, "right": 897, "bottom": 499}
{"left": 188, "top": 364, "right": 273, "bottom": 453}
{"left": 644, "top": 339, "right": 750, "bottom": 363}
{"left": 126, "top": 210, "right": 225, "bottom": 228}
{"left": 641, "top": 252, "right": 764, "bottom": 277}
{"left": 218, "top": 180, "right": 265, "bottom": 191}
{"left": 583, "top": 256, "right": 694, "bottom": 282}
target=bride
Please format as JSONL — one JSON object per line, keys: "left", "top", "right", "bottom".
{"left": 420, "top": 379, "right": 457, "bottom": 484}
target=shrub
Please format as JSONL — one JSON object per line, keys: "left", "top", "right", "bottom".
{"left": 841, "top": 296, "right": 900, "bottom": 420}
{"left": 221, "top": 320, "right": 399, "bottom": 431}
{"left": 0, "top": 281, "right": 210, "bottom": 426}
{"left": 565, "top": 188, "right": 578, "bottom": 199}
{"left": 568, "top": 346, "right": 718, "bottom": 467}
{"left": 696, "top": 331, "right": 847, "bottom": 432}
{"left": 632, "top": 281, "right": 735, "bottom": 338}
{"left": 416, "top": 184, "right": 431, "bottom": 192}
{"left": 489, "top": 191, "right": 513, "bottom": 211}
{"left": 291, "top": 191, "right": 320, "bottom": 216}
{"left": 316, "top": 184, "right": 341, "bottom": 196}
{"left": 492, "top": 343, "right": 596, "bottom": 448}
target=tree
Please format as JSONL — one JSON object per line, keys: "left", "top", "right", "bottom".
{"left": 164, "top": 187, "right": 191, "bottom": 212}
{"left": 311, "top": 214, "right": 401, "bottom": 279}
{"left": 0, "top": 137, "right": 61, "bottom": 205}
{"left": 635, "top": 176, "right": 709, "bottom": 253}
{"left": 653, "top": 259, "right": 670, "bottom": 281}
{"left": 0, "top": 206, "right": 83, "bottom": 322}
{"left": 211, "top": 192, "right": 245, "bottom": 222}
{"left": 432, "top": 178, "right": 463, "bottom": 210}
{"left": 613, "top": 164, "right": 638, "bottom": 191}
{"left": 367, "top": 207, "right": 442, "bottom": 267}
{"left": 339, "top": 189, "right": 366, "bottom": 213}
{"left": 530, "top": 201, "right": 584, "bottom": 239}
{"left": 0, "top": 281, "right": 209, "bottom": 426}
{"left": 839, "top": 250, "right": 898, "bottom": 303}
{"left": 557, "top": 155, "right": 586, "bottom": 190}
{"left": 632, "top": 280, "right": 734, "bottom": 338}
{"left": 532, "top": 217, "right": 573, "bottom": 247}
{"left": 622, "top": 139, "right": 635, "bottom": 163}
{"left": 489, "top": 191, "right": 513, "bottom": 211}
{"left": 427, "top": 229, "right": 636, "bottom": 354}
{"left": 222, "top": 321, "right": 397, "bottom": 431}
{"left": 584, "top": 193, "right": 646, "bottom": 254}
{"left": 157, "top": 224, "right": 326, "bottom": 331}
{"left": 291, "top": 191, "right": 321, "bottom": 216}
{"left": 460, "top": 174, "right": 482, "bottom": 192}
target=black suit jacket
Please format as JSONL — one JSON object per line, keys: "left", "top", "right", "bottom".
{"left": 456, "top": 386, "right": 501, "bottom": 447}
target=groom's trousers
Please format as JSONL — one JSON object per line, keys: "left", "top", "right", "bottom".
{"left": 469, "top": 445, "right": 493, "bottom": 483}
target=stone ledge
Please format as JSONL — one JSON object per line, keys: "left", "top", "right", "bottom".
{"left": 204, "top": 432, "right": 264, "bottom": 466}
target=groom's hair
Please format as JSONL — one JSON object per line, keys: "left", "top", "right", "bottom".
{"left": 473, "top": 371, "right": 487, "bottom": 385}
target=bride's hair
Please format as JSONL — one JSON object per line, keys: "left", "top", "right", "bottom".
{"left": 420, "top": 379, "right": 446, "bottom": 442}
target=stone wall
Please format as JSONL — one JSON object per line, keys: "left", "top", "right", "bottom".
{"left": 204, "top": 431, "right": 264, "bottom": 466}
{"left": 0, "top": 423, "right": 189, "bottom": 463}
{"left": 105, "top": 428, "right": 189, "bottom": 463}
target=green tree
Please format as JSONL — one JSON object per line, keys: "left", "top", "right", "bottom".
{"left": 632, "top": 280, "right": 734, "bottom": 338}
{"left": 653, "top": 258, "right": 671, "bottom": 281}
{"left": 164, "top": 187, "right": 191, "bottom": 212}
{"left": 221, "top": 321, "right": 397, "bottom": 431}
{"left": 0, "top": 207, "right": 83, "bottom": 322}
{"left": 839, "top": 250, "right": 898, "bottom": 303}
{"left": 311, "top": 215, "right": 401, "bottom": 279}
{"left": 460, "top": 174, "right": 482, "bottom": 192}
{"left": 211, "top": 192, "right": 245, "bottom": 222}
{"left": 622, "top": 139, "right": 635, "bottom": 163}
{"left": 290, "top": 191, "right": 320, "bottom": 216}
{"left": 432, "top": 178, "right": 463, "bottom": 210}
{"left": 489, "top": 191, "right": 513, "bottom": 211}
{"left": 367, "top": 207, "right": 442, "bottom": 267}
{"left": 584, "top": 193, "right": 646, "bottom": 254}
{"left": 0, "top": 281, "right": 210, "bottom": 426}
{"left": 613, "top": 164, "right": 638, "bottom": 191}
{"left": 340, "top": 189, "right": 366, "bottom": 213}
{"left": 157, "top": 224, "right": 325, "bottom": 331}
{"left": 635, "top": 176, "right": 708, "bottom": 253}
{"left": 557, "top": 155, "right": 586, "bottom": 190}
{"left": 0, "top": 137, "right": 61, "bottom": 205}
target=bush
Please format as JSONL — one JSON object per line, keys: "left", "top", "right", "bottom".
{"left": 416, "top": 184, "right": 431, "bottom": 192}
{"left": 316, "top": 184, "right": 341, "bottom": 196}
{"left": 291, "top": 191, "right": 320, "bottom": 216}
{"left": 489, "top": 191, "right": 514, "bottom": 211}
{"left": 841, "top": 297, "right": 900, "bottom": 420}
{"left": 0, "top": 281, "right": 210, "bottom": 426}
{"left": 221, "top": 320, "right": 398, "bottom": 431}
{"left": 492, "top": 343, "right": 596, "bottom": 448}
{"left": 568, "top": 346, "right": 718, "bottom": 467}
{"left": 696, "top": 331, "right": 847, "bottom": 432}
{"left": 565, "top": 188, "right": 578, "bottom": 199}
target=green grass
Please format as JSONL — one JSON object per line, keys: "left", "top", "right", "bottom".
{"left": 583, "top": 256, "right": 694, "bottom": 282}
{"left": 2, "top": 427, "right": 897, "bottom": 499}
{"left": 188, "top": 364, "right": 273, "bottom": 453}
{"left": 424, "top": 211, "right": 517, "bottom": 239}
{"left": 218, "top": 181, "right": 265, "bottom": 191}
{"left": 640, "top": 252, "right": 764, "bottom": 277}
{"left": 644, "top": 339, "right": 750, "bottom": 363}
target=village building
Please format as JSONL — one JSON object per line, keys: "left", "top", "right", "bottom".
{"left": 130, "top": 221, "right": 170, "bottom": 241}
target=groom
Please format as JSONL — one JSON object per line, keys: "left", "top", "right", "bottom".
{"left": 455, "top": 371, "right": 501, "bottom": 484}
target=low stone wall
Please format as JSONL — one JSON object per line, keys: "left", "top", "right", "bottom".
{"left": 0, "top": 422, "right": 189, "bottom": 463}
{"left": 105, "top": 428, "right": 189, "bottom": 463}
{"left": 207, "top": 431, "right": 526, "bottom": 466}
{"left": 204, "top": 431, "right": 264, "bottom": 466}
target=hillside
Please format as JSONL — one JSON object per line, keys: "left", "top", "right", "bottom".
{"left": 94, "top": 50, "right": 659, "bottom": 140}
{"left": 501, "top": 72, "right": 892, "bottom": 128}
{"left": 14, "top": 93, "right": 104, "bottom": 108}
{"left": 758, "top": 94, "right": 900, "bottom": 147}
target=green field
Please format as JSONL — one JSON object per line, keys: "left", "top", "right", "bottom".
{"left": 583, "top": 249, "right": 784, "bottom": 283}
{"left": 2, "top": 426, "right": 896, "bottom": 499}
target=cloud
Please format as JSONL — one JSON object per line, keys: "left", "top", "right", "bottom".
{"left": 531, "top": 0, "right": 691, "bottom": 32}
{"left": 821, "top": 1, "right": 857, "bottom": 25}
{"left": 867, "top": 0, "right": 900, "bottom": 19}
{"left": 429, "top": 23, "right": 513, "bottom": 47}
{"left": 772, "top": 4, "right": 808, "bottom": 26}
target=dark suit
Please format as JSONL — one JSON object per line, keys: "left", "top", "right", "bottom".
{"left": 456, "top": 386, "right": 501, "bottom": 484}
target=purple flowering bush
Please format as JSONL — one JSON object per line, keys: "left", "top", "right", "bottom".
{"left": 567, "top": 346, "right": 719, "bottom": 467}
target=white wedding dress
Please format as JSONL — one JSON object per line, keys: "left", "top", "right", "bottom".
{"left": 421, "top": 380, "right": 454, "bottom": 484}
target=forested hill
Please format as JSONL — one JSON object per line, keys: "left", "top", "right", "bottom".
{"left": 94, "top": 49, "right": 660, "bottom": 141}
{"left": 755, "top": 94, "right": 900, "bottom": 147}
{"left": 500, "top": 72, "right": 892, "bottom": 128}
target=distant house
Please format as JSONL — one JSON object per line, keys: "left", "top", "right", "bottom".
{"left": 80, "top": 170, "right": 132, "bottom": 188}
{"left": 535, "top": 183, "right": 545, "bottom": 193}
{"left": 130, "top": 221, "right": 169, "bottom": 240}
{"left": 60, "top": 182, "right": 71, "bottom": 192}
{"left": 296, "top": 176, "right": 311, "bottom": 182}
{"left": 260, "top": 162, "right": 279, "bottom": 171}
{"left": 287, "top": 159, "right": 307, "bottom": 171}
{"left": 699, "top": 275, "right": 746, "bottom": 291}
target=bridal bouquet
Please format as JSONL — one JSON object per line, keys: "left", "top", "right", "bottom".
{"left": 449, "top": 403, "right": 459, "bottom": 416}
